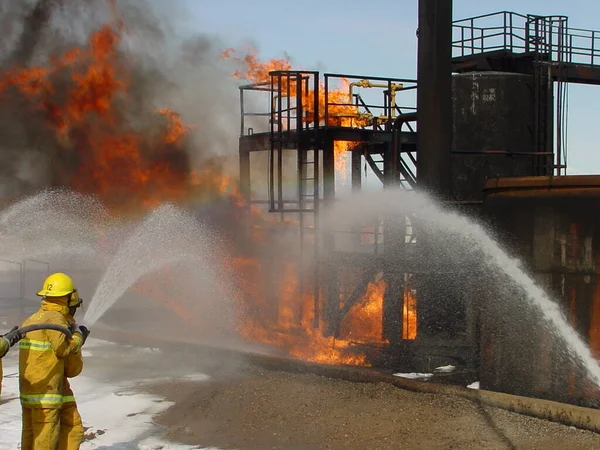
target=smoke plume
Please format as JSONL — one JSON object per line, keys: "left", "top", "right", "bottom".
{"left": 0, "top": 0, "right": 240, "bottom": 211}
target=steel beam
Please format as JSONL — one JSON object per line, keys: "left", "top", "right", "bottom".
{"left": 416, "top": 0, "right": 453, "bottom": 199}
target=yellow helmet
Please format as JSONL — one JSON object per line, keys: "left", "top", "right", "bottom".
{"left": 37, "top": 273, "right": 75, "bottom": 297}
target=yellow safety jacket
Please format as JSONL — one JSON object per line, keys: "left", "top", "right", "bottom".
{"left": 19, "top": 300, "right": 83, "bottom": 409}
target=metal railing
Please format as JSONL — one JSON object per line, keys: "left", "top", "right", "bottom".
{"left": 238, "top": 72, "right": 418, "bottom": 136}
{"left": 323, "top": 73, "right": 417, "bottom": 132}
{"left": 453, "top": 11, "right": 600, "bottom": 66}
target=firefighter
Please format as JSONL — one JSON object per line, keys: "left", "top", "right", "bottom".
{"left": 0, "top": 326, "right": 22, "bottom": 398}
{"left": 59, "top": 289, "right": 85, "bottom": 450}
{"left": 19, "top": 272, "right": 90, "bottom": 450}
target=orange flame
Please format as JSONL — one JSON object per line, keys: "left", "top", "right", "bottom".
{"left": 222, "top": 47, "right": 292, "bottom": 82}
{"left": 222, "top": 47, "right": 365, "bottom": 178}
{"left": 0, "top": 19, "right": 234, "bottom": 214}
{"left": 226, "top": 255, "right": 393, "bottom": 366}
{"left": 339, "top": 280, "right": 388, "bottom": 344}
{"left": 403, "top": 285, "right": 418, "bottom": 340}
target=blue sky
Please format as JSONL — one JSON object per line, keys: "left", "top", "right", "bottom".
{"left": 180, "top": 0, "right": 598, "bottom": 174}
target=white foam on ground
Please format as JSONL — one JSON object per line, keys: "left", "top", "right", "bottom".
{"left": 138, "top": 373, "right": 212, "bottom": 386}
{"left": 0, "top": 339, "right": 219, "bottom": 450}
{"left": 393, "top": 372, "right": 433, "bottom": 379}
{"left": 467, "top": 381, "right": 480, "bottom": 389}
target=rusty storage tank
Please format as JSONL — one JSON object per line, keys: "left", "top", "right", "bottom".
{"left": 451, "top": 72, "right": 552, "bottom": 204}
{"left": 481, "top": 175, "right": 600, "bottom": 406}
{"left": 415, "top": 72, "right": 554, "bottom": 360}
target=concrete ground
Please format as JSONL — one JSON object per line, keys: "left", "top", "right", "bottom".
{"left": 4, "top": 314, "right": 600, "bottom": 450}
{"left": 146, "top": 365, "right": 600, "bottom": 450}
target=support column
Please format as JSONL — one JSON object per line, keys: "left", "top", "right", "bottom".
{"left": 322, "top": 137, "right": 336, "bottom": 204}
{"left": 239, "top": 148, "right": 251, "bottom": 202}
{"left": 351, "top": 150, "right": 361, "bottom": 191}
{"left": 382, "top": 142, "right": 404, "bottom": 344}
{"left": 383, "top": 143, "right": 399, "bottom": 188}
{"left": 416, "top": 0, "right": 454, "bottom": 341}
{"left": 322, "top": 137, "right": 338, "bottom": 336}
{"left": 416, "top": 0, "right": 453, "bottom": 198}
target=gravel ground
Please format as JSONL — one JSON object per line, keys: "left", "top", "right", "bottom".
{"left": 148, "top": 367, "right": 600, "bottom": 450}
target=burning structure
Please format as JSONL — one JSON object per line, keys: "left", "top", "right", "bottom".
{"left": 234, "top": 1, "right": 600, "bottom": 407}
{"left": 3, "top": 0, "right": 600, "bottom": 409}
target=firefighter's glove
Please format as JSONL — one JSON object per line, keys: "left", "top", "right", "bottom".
{"left": 75, "top": 325, "right": 90, "bottom": 345}
{"left": 2, "top": 326, "right": 22, "bottom": 347}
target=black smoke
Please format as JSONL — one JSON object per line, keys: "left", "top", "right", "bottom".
{"left": 0, "top": 0, "right": 240, "bottom": 209}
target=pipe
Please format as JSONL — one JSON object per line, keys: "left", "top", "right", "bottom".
{"left": 389, "top": 113, "right": 418, "bottom": 187}
{"left": 251, "top": 355, "right": 600, "bottom": 433}
{"left": 393, "top": 112, "right": 417, "bottom": 131}
{"left": 348, "top": 80, "right": 405, "bottom": 121}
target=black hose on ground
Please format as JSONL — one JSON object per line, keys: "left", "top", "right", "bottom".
{"left": 17, "top": 323, "right": 73, "bottom": 339}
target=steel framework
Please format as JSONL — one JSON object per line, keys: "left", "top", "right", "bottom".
{"left": 238, "top": 72, "right": 420, "bottom": 352}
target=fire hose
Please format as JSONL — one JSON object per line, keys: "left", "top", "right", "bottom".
{"left": 1, "top": 324, "right": 73, "bottom": 358}
{"left": 16, "top": 323, "right": 73, "bottom": 339}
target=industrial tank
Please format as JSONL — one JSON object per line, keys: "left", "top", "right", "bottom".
{"left": 482, "top": 175, "right": 600, "bottom": 406}
{"left": 414, "top": 72, "right": 554, "bottom": 362}
{"left": 451, "top": 72, "right": 552, "bottom": 202}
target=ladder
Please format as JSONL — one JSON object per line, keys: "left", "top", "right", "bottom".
{"left": 268, "top": 71, "right": 320, "bottom": 214}
{"left": 526, "top": 15, "right": 569, "bottom": 176}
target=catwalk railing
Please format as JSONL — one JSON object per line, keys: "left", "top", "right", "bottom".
{"left": 453, "top": 11, "right": 600, "bottom": 67}
{"left": 238, "top": 72, "right": 417, "bottom": 137}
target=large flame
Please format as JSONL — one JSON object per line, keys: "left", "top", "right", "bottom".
{"left": 339, "top": 279, "right": 388, "bottom": 344}
{"left": 229, "top": 258, "right": 381, "bottom": 366}
{"left": 222, "top": 47, "right": 364, "bottom": 178}
{"left": 0, "top": 19, "right": 237, "bottom": 214}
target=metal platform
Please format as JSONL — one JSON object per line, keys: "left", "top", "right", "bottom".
{"left": 238, "top": 71, "right": 419, "bottom": 214}
{"left": 239, "top": 128, "right": 417, "bottom": 154}
{"left": 452, "top": 11, "right": 600, "bottom": 85}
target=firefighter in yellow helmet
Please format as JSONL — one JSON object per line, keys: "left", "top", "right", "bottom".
{"left": 0, "top": 325, "right": 22, "bottom": 398}
{"left": 19, "top": 273, "right": 90, "bottom": 450}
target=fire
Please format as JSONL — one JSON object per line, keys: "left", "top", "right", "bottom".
{"left": 0, "top": 19, "right": 233, "bottom": 213}
{"left": 339, "top": 280, "right": 388, "bottom": 344}
{"left": 403, "top": 285, "right": 418, "bottom": 340}
{"left": 0, "top": 3, "right": 405, "bottom": 369}
{"left": 221, "top": 47, "right": 292, "bottom": 82}
{"left": 156, "top": 108, "right": 192, "bottom": 145}
{"left": 227, "top": 257, "right": 381, "bottom": 366}
{"left": 222, "top": 47, "right": 365, "bottom": 177}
